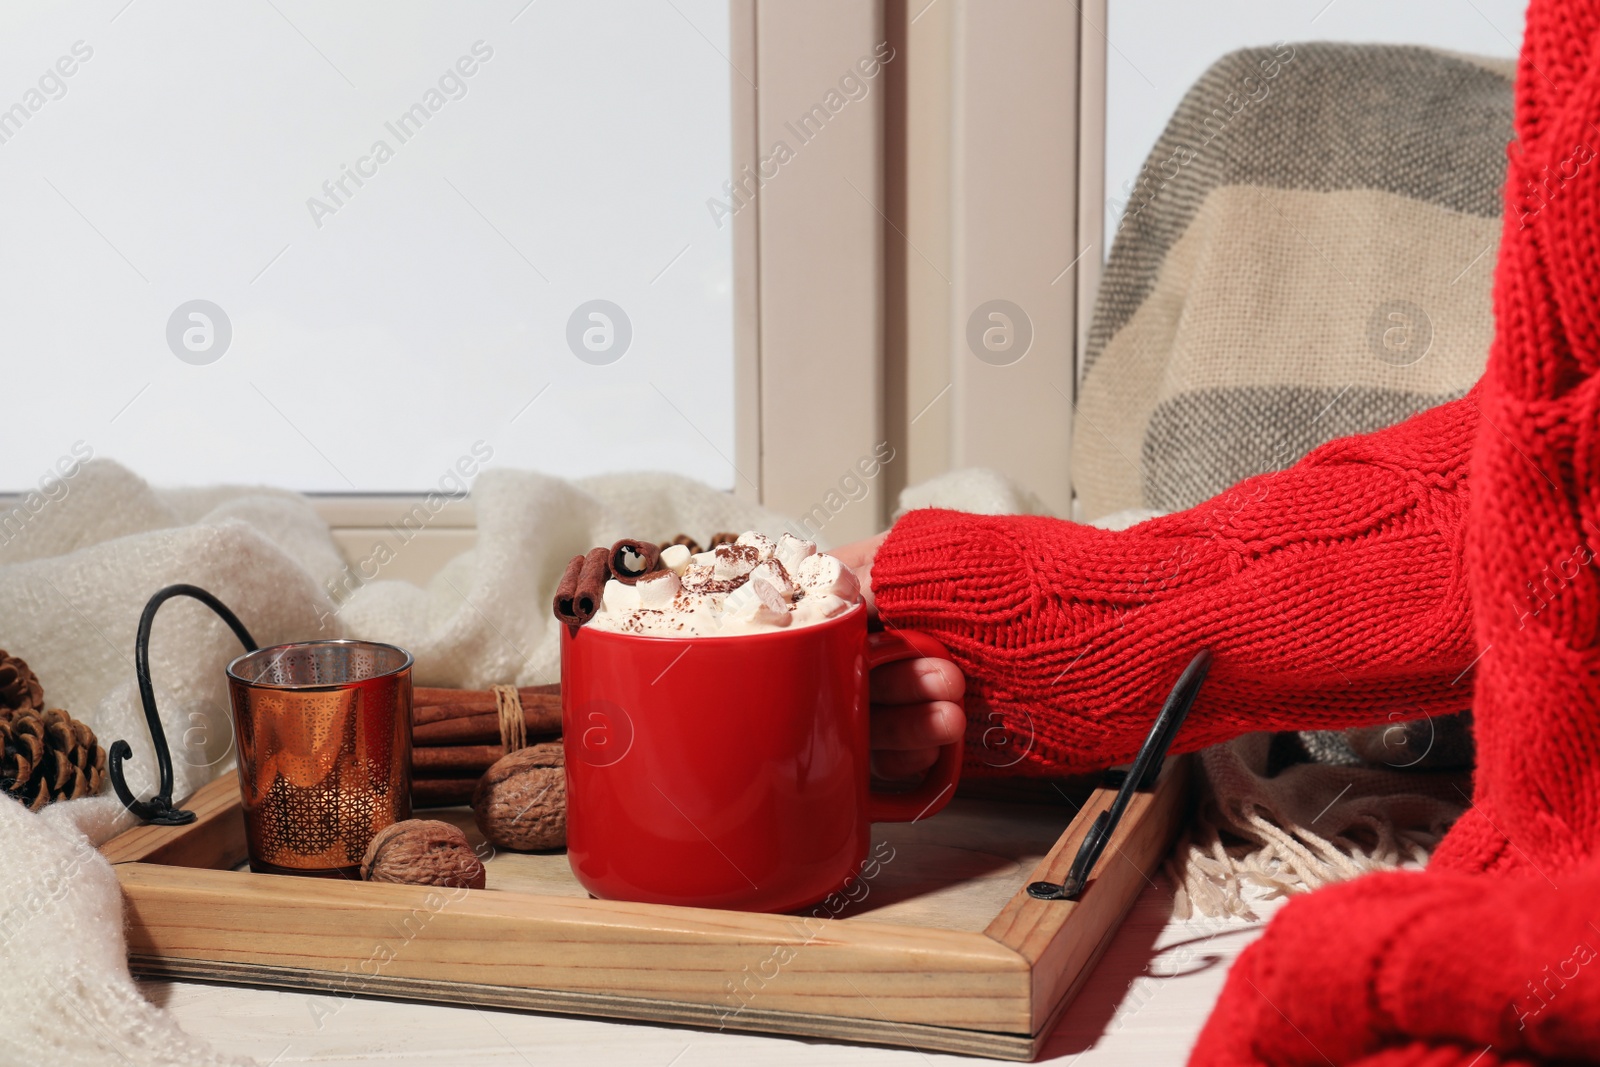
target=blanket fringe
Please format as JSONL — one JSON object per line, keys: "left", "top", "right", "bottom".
{"left": 1165, "top": 734, "right": 1468, "bottom": 919}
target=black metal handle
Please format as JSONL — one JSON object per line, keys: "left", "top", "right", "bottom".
{"left": 108, "top": 584, "right": 257, "bottom": 826}
{"left": 1027, "top": 649, "right": 1212, "bottom": 902}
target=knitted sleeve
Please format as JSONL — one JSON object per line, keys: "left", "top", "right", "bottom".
{"left": 1192, "top": 2, "right": 1600, "bottom": 1064}
{"left": 1193, "top": 860, "right": 1600, "bottom": 1064}
{"left": 1429, "top": 0, "right": 1600, "bottom": 876}
{"left": 872, "top": 394, "right": 1478, "bottom": 775}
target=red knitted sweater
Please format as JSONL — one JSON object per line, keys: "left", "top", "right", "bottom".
{"left": 880, "top": 0, "right": 1600, "bottom": 1059}
{"left": 873, "top": 392, "right": 1478, "bottom": 775}
{"left": 1192, "top": 0, "right": 1600, "bottom": 1056}
{"left": 888, "top": 0, "right": 1600, "bottom": 1060}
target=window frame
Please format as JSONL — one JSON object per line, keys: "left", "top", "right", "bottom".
{"left": 4, "top": 2, "right": 1107, "bottom": 581}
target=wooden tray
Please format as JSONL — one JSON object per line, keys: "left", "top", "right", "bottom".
{"left": 102, "top": 758, "right": 1190, "bottom": 1060}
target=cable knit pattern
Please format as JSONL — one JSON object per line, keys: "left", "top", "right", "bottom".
{"left": 1427, "top": 0, "right": 1600, "bottom": 879}
{"left": 1191, "top": 0, "right": 1600, "bottom": 1061}
{"left": 874, "top": 394, "right": 1477, "bottom": 775}
{"left": 1192, "top": 865, "right": 1600, "bottom": 1065}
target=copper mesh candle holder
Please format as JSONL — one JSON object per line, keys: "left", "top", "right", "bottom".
{"left": 226, "top": 640, "right": 413, "bottom": 878}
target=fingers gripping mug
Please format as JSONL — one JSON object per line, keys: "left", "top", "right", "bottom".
{"left": 561, "top": 604, "right": 962, "bottom": 912}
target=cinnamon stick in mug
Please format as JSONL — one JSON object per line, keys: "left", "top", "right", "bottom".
{"left": 552, "top": 554, "right": 588, "bottom": 626}
{"left": 574, "top": 547, "right": 610, "bottom": 618}
{"left": 553, "top": 547, "right": 611, "bottom": 625}
{"left": 667, "top": 533, "right": 702, "bottom": 554}
{"left": 607, "top": 539, "right": 662, "bottom": 584}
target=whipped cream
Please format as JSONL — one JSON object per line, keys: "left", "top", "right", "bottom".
{"left": 586, "top": 532, "right": 862, "bottom": 637}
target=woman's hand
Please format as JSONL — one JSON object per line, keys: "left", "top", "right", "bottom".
{"left": 828, "top": 532, "right": 886, "bottom": 617}
{"left": 833, "top": 532, "right": 968, "bottom": 780}
{"left": 867, "top": 637, "right": 967, "bottom": 779}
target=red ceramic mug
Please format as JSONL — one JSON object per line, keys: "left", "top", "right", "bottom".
{"left": 561, "top": 603, "right": 962, "bottom": 912}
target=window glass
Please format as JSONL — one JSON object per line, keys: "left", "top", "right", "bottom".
{"left": 0, "top": 1, "right": 734, "bottom": 492}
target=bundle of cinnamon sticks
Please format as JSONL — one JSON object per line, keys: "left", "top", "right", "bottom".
{"left": 410, "top": 683, "right": 561, "bottom": 807}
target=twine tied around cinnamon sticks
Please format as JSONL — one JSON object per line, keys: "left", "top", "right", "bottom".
{"left": 492, "top": 683, "right": 526, "bottom": 754}
{"left": 411, "top": 683, "right": 561, "bottom": 807}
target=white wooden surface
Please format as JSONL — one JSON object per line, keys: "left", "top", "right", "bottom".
{"left": 142, "top": 878, "right": 1278, "bottom": 1066}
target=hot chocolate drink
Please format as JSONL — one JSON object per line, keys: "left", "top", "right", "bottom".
{"left": 585, "top": 532, "right": 861, "bottom": 637}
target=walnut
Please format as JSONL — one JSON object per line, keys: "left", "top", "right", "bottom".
{"left": 472, "top": 742, "right": 565, "bottom": 851}
{"left": 361, "top": 819, "right": 486, "bottom": 890}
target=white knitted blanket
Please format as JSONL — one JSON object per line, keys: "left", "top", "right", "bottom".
{"left": 0, "top": 459, "right": 1037, "bottom": 1066}
{"left": 1, "top": 458, "right": 1444, "bottom": 1060}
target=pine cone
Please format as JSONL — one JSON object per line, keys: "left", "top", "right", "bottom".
{"left": 0, "top": 707, "right": 107, "bottom": 811}
{"left": 0, "top": 650, "right": 44, "bottom": 714}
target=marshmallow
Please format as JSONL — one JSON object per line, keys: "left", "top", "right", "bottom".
{"left": 660, "top": 543, "right": 693, "bottom": 574}
{"left": 748, "top": 558, "right": 795, "bottom": 601}
{"left": 586, "top": 531, "right": 858, "bottom": 637}
{"left": 670, "top": 595, "right": 723, "bottom": 635}
{"left": 601, "top": 579, "right": 641, "bottom": 615}
{"left": 736, "top": 531, "right": 778, "bottom": 561}
{"left": 750, "top": 574, "right": 793, "bottom": 616}
{"left": 794, "top": 593, "right": 853, "bottom": 626}
{"left": 679, "top": 563, "right": 718, "bottom": 593}
{"left": 635, "top": 569, "right": 680, "bottom": 608}
{"left": 775, "top": 533, "right": 817, "bottom": 573}
{"left": 712, "top": 542, "right": 760, "bottom": 581}
{"left": 723, "top": 577, "right": 792, "bottom": 629}
{"left": 795, "top": 553, "right": 861, "bottom": 602}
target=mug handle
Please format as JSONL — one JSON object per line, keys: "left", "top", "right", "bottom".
{"left": 865, "top": 628, "right": 964, "bottom": 823}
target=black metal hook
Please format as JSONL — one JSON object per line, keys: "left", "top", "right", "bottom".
{"left": 1027, "top": 649, "right": 1212, "bottom": 902}
{"left": 109, "top": 584, "right": 257, "bottom": 826}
